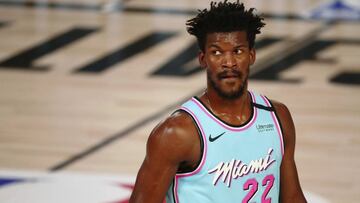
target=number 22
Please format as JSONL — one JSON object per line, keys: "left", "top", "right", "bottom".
{"left": 242, "top": 174, "right": 275, "bottom": 203}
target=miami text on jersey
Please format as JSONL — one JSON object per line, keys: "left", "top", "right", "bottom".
{"left": 208, "top": 148, "right": 275, "bottom": 187}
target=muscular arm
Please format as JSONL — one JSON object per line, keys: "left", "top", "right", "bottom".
{"left": 129, "top": 111, "right": 200, "bottom": 203}
{"left": 272, "top": 100, "right": 307, "bottom": 203}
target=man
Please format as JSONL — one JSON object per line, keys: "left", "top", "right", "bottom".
{"left": 130, "top": 1, "right": 307, "bottom": 202}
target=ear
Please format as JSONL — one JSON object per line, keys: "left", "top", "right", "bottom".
{"left": 198, "top": 51, "right": 207, "bottom": 69}
{"left": 249, "top": 48, "right": 256, "bottom": 65}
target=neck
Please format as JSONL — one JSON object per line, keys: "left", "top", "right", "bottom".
{"left": 201, "top": 83, "right": 252, "bottom": 126}
{"left": 205, "top": 87, "right": 250, "bottom": 115}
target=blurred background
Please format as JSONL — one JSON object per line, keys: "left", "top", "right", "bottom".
{"left": 0, "top": 0, "right": 359, "bottom": 202}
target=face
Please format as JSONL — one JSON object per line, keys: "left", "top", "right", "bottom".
{"left": 199, "top": 31, "right": 255, "bottom": 99}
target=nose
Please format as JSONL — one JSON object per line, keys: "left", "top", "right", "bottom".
{"left": 221, "top": 52, "right": 236, "bottom": 69}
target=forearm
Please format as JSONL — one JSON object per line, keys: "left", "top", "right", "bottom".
{"left": 130, "top": 167, "right": 169, "bottom": 203}
{"left": 130, "top": 180, "right": 167, "bottom": 203}
{"left": 280, "top": 194, "right": 307, "bottom": 203}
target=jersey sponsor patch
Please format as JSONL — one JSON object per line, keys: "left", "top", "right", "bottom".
{"left": 256, "top": 123, "right": 275, "bottom": 133}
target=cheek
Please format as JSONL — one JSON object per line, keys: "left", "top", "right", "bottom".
{"left": 236, "top": 56, "right": 251, "bottom": 68}
{"left": 236, "top": 55, "right": 249, "bottom": 63}
{"left": 207, "top": 66, "right": 216, "bottom": 77}
{"left": 206, "top": 58, "right": 221, "bottom": 71}
{"left": 207, "top": 56, "right": 220, "bottom": 65}
{"left": 207, "top": 65, "right": 220, "bottom": 81}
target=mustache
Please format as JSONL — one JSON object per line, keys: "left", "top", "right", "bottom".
{"left": 217, "top": 70, "right": 242, "bottom": 79}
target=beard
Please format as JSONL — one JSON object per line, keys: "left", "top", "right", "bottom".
{"left": 208, "top": 69, "right": 248, "bottom": 100}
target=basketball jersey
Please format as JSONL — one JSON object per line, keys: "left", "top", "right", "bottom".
{"left": 166, "top": 91, "right": 284, "bottom": 203}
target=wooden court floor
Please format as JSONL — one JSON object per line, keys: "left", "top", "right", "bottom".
{"left": 0, "top": 0, "right": 359, "bottom": 202}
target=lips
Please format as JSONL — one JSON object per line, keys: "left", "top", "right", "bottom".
{"left": 222, "top": 75, "right": 238, "bottom": 78}
{"left": 218, "top": 71, "right": 241, "bottom": 80}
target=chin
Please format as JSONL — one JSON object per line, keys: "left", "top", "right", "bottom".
{"left": 208, "top": 75, "right": 247, "bottom": 99}
{"left": 218, "top": 87, "right": 245, "bottom": 99}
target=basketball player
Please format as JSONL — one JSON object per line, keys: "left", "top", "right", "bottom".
{"left": 130, "top": 1, "right": 307, "bottom": 202}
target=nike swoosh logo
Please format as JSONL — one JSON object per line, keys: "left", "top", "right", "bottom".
{"left": 209, "top": 132, "right": 226, "bottom": 142}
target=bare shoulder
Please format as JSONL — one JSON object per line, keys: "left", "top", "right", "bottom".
{"left": 270, "top": 100, "right": 291, "bottom": 119}
{"left": 147, "top": 110, "right": 200, "bottom": 164}
{"left": 149, "top": 110, "right": 199, "bottom": 144}
{"left": 269, "top": 100, "right": 294, "bottom": 127}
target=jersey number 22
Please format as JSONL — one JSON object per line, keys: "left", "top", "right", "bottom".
{"left": 242, "top": 174, "right": 275, "bottom": 203}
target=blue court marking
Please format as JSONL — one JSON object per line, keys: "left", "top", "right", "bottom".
{"left": 0, "top": 177, "right": 27, "bottom": 188}
{"left": 310, "top": 0, "right": 360, "bottom": 21}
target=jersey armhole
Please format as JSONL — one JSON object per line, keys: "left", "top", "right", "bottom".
{"left": 170, "top": 109, "right": 205, "bottom": 175}
{"left": 262, "top": 96, "right": 285, "bottom": 156}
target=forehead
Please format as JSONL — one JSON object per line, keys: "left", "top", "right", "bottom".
{"left": 205, "top": 31, "right": 248, "bottom": 47}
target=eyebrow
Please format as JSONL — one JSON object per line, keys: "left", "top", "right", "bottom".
{"left": 209, "top": 44, "right": 222, "bottom": 49}
{"left": 208, "top": 44, "right": 248, "bottom": 49}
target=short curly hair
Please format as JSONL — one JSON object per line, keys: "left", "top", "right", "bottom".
{"left": 186, "top": 0, "right": 265, "bottom": 51}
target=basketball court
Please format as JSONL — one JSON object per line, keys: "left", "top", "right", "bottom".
{"left": 0, "top": 0, "right": 359, "bottom": 202}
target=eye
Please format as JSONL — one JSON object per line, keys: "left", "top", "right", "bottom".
{"left": 235, "top": 49, "right": 243, "bottom": 55}
{"left": 212, "top": 50, "right": 222, "bottom": 56}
